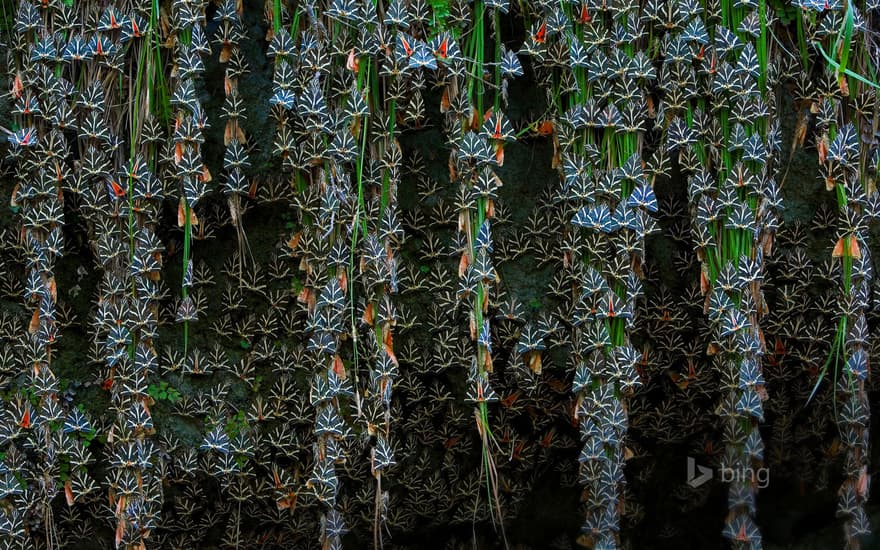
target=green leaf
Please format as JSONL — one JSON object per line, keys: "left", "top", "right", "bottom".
{"left": 291, "top": 277, "right": 304, "bottom": 293}
{"left": 814, "top": 42, "right": 880, "bottom": 90}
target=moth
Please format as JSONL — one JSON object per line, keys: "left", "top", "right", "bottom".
{"left": 123, "top": 400, "right": 152, "bottom": 432}
{"left": 457, "top": 132, "right": 494, "bottom": 164}
{"left": 572, "top": 204, "right": 614, "bottom": 233}
{"left": 480, "top": 111, "right": 516, "bottom": 142}
{"left": 201, "top": 425, "right": 231, "bottom": 453}
{"left": 175, "top": 296, "right": 198, "bottom": 323}
{"left": 408, "top": 41, "right": 437, "bottom": 70}
{"left": 7, "top": 127, "right": 38, "bottom": 148}
{"left": 501, "top": 48, "right": 523, "bottom": 77}
{"left": 666, "top": 117, "right": 697, "bottom": 151}
{"left": 62, "top": 35, "right": 92, "bottom": 62}
{"left": 372, "top": 435, "right": 396, "bottom": 473}
{"left": 314, "top": 405, "right": 345, "bottom": 436}
{"left": 735, "top": 389, "right": 764, "bottom": 422}
{"left": 310, "top": 373, "right": 334, "bottom": 407}
{"left": 722, "top": 514, "right": 761, "bottom": 544}
{"left": 324, "top": 510, "right": 349, "bottom": 539}
{"left": 465, "top": 376, "right": 499, "bottom": 404}
{"left": 845, "top": 349, "right": 869, "bottom": 381}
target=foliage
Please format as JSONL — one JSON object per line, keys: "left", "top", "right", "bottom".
{"left": 148, "top": 381, "right": 181, "bottom": 403}
{"left": 2, "top": 0, "right": 880, "bottom": 547}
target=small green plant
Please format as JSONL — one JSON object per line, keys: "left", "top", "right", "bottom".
{"left": 429, "top": 0, "right": 451, "bottom": 30}
{"left": 291, "top": 275, "right": 304, "bottom": 294}
{"left": 768, "top": 0, "right": 797, "bottom": 25}
{"left": 224, "top": 410, "right": 248, "bottom": 439}
{"left": 80, "top": 428, "right": 98, "bottom": 448}
{"left": 22, "top": 387, "right": 38, "bottom": 407}
{"left": 148, "top": 381, "right": 181, "bottom": 403}
{"left": 58, "top": 457, "right": 70, "bottom": 484}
